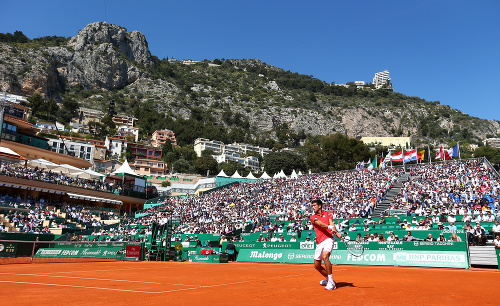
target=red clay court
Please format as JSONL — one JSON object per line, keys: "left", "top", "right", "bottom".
{"left": 0, "top": 261, "right": 498, "bottom": 305}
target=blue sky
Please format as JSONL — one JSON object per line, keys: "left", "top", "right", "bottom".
{"left": 2, "top": 0, "right": 499, "bottom": 120}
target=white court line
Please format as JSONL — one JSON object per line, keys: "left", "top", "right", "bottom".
{"left": 45, "top": 267, "right": 152, "bottom": 274}
{"left": 0, "top": 272, "right": 162, "bottom": 284}
{"left": 0, "top": 273, "right": 308, "bottom": 294}
{"left": 0, "top": 280, "right": 163, "bottom": 294}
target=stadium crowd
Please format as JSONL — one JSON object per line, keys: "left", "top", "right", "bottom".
{"left": 389, "top": 159, "right": 499, "bottom": 217}
{"left": 0, "top": 164, "right": 120, "bottom": 193}
{"left": 127, "top": 167, "right": 402, "bottom": 236}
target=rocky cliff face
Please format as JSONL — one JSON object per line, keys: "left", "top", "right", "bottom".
{"left": 0, "top": 23, "right": 498, "bottom": 143}
{"left": 0, "top": 22, "right": 152, "bottom": 97}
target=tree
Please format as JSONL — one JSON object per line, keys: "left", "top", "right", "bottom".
{"left": 201, "top": 149, "right": 215, "bottom": 156}
{"left": 172, "top": 159, "right": 192, "bottom": 174}
{"left": 474, "top": 146, "right": 500, "bottom": 169}
{"left": 263, "top": 151, "right": 307, "bottom": 176}
{"left": 194, "top": 155, "right": 218, "bottom": 176}
{"left": 218, "top": 161, "right": 246, "bottom": 176}
{"left": 161, "top": 181, "right": 171, "bottom": 187}
{"left": 161, "top": 141, "right": 173, "bottom": 157}
{"left": 57, "top": 97, "right": 79, "bottom": 123}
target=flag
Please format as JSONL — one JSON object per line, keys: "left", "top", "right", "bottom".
{"left": 383, "top": 154, "right": 391, "bottom": 162}
{"left": 379, "top": 157, "right": 385, "bottom": 169}
{"left": 417, "top": 149, "right": 425, "bottom": 161}
{"left": 403, "top": 149, "right": 417, "bottom": 163}
{"left": 367, "top": 158, "right": 377, "bottom": 170}
{"left": 435, "top": 146, "right": 450, "bottom": 160}
{"left": 355, "top": 162, "right": 364, "bottom": 170}
{"left": 391, "top": 150, "right": 403, "bottom": 162}
{"left": 447, "top": 144, "right": 459, "bottom": 158}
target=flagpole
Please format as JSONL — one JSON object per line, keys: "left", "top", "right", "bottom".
{"left": 458, "top": 142, "right": 461, "bottom": 161}
{"left": 428, "top": 145, "right": 432, "bottom": 165}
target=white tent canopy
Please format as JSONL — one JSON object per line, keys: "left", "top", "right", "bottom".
{"left": 246, "top": 172, "right": 257, "bottom": 180}
{"left": 110, "top": 160, "right": 141, "bottom": 178}
{"left": 274, "top": 169, "right": 287, "bottom": 179}
{"left": 216, "top": 170, "right": 229, "bottom": 177}
{"left": 298, "top": 171, "right": 303, "bottom": 176}
{"left": 71, "top": 169, "right": 105, "bottom": 179}
{"left": 54, "top": 163, "right": 83, "bottom": 174}
{"left": 260, "top": 172, "right": 271, "bottom": 179}
{"left": 28, "top": 158, "right": 60, "bottom": 169}
{"left": 231, "top": 170, "right": 243, "bottom": 179}
{"left": 289, "top": 169, "right": 298, "bottom": 179}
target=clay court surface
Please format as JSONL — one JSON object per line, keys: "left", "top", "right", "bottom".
{"left": 0, "top": 260, "right": 498, "bottom": 305}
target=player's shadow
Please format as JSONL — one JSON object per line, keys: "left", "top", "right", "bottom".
{"left": 336, "top": 282, "right": 374, "bottom": 289}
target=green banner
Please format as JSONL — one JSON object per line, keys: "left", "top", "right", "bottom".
{"left": 497, "top": 248, "right": 500, "bottom": 271}
{"left": 236, "top": 241, "right": 469, "bottom": 269}
{"left": 35, "top": 242, "right": 143, "bottom": 259}
{"left": 0, "top": 242, "right": 17, "bottom": 257}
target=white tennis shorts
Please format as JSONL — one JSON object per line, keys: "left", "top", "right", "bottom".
{"left": 314, "top": 238, "right": 334, "bottom": 261}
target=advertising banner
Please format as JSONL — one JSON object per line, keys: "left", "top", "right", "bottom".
{"left": 35, "top": 242, "right": 143, "bottom": 259}
{"left": 236, "top": 241, "right": 469, "bottom": 269}
{"left": 0, "top": 242, "right": 17, "bottom": 257}
{"left": 497, "top": 248, "right": 500, "bottom": 271}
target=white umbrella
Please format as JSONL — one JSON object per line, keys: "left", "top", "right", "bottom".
{"left": 54, "top": 163, "right": 83, "bottom": 174}
{"left": 70, "top": 169, "right": 105, "bottom": 179}
{"left": 28, "top": 159, "right": 60, "bottom": 169}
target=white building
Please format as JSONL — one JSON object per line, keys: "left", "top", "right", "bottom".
{"left": 483, "top": 138, "right": 500, "bottom": 149}
{"left": 213, "top": 153, "right": 260, "bottom": 172}
{"left": 194, "top": 138, "right": 271, "bottom": 158}
{"left": 105, "top": 137, "right": 128, "bottom": 158}
{"left": 373, "top": 70, "right": 391, "bottom": 89}
{"left": 117, "top": 125, "right": 139, "bottom": 142}
{"left": 47, "top": 138, "right": 95, "bottom": 164}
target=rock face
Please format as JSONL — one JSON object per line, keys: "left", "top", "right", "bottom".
{"left": 0, "top": 22, "right": 152, "bottom": 96}
{"left": 68, "top": 22, "right": 153, "bottom": 66}
{"left": 0, "top": 23, "right": 498, "bottom": 143}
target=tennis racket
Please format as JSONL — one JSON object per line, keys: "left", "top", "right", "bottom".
{"left": 343, "top": 239, "right": 364, "bottom": 257}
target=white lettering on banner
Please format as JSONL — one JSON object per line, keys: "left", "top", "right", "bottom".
{"left": 81, "top": 249, "right": 102, "bottom": 256}
{"left": 395, "top": 252, "right": 466, "bottom": 263}
{"left": 40, "top": 249, "right": 62, "bottom": 255}
{"left": 61, "top": 250, "right": 79, "bottom": 256}
{"left": 347, "top": 253, "right": 386, "bottom": 262}
{"left": 300, "top": 241, "right": 314, "bottom": 249}
{"left": 250, "top": 251, "right": 283, "bottom": 261}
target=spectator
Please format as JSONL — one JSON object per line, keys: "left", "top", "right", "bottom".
{"left": 494, "top": 235, "right": 500, "bottom": 249}
{"left": 425, "top": 233, "right": 436, "bottom": 241}
{"left": 473, "top": 223, "right": 487, "bottom": 246}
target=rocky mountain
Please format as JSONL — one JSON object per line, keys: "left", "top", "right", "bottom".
{"left": 0, "top": 22, "right": 498, "bottom": 146}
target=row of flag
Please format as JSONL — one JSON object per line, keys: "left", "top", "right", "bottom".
{"left": 356, "top": 143, "right": 460, "bottom": 170}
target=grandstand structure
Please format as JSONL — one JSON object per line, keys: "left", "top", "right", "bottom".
{"left": 1, "top": 158, "right": 499, "bottom": 269}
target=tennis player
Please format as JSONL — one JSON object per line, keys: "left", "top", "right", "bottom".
{"left": 310, "top": 199, "right": 341, "bottom": 290}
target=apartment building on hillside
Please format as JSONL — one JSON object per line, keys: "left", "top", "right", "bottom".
{"left": 373, "top": 70, "right": 391, "bottom": 89}
{"left": 193, "top": 138, "right": 271, "bottom": 158}
{"left": 151, "top": 129, "right": 177, "bottom": 147}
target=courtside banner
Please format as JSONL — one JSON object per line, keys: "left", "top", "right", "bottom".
{"left": 0, "top": 242, "right": 17, "bottom": 257}
{"left": 126, "top": 245, "right": 141, "bottom": 258}
{"left": 497, "top": 248, "right": 500, "bottom": 271}
{"left": 35, "top": 242, "right": 143, "bottom": 259}
{"left": 236, "top": 241, "right": 469, "bottom": 268}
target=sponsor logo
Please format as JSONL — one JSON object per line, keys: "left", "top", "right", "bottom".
{"left": 288, "top": 253, "right": 295, "bottom": 260}
{"left": 347, "top": 253, "right": 386, "bottom": 262}
{"left": 249, "top": 251, "right": 283, "bottom": 261}
{"left": 40, "top": 249, "right": 62, "bottom": 255}
{"left": 300, "top": 241, "right": 314, "bottom": 250}
{"left": 61, "top": 250, "right": 79, "bottom": 256}
{"left": 81, "top": 249, "right": 102, "bottom": 256}
{"left": 0, "top": 244, "right": 4, "bottom": 252}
